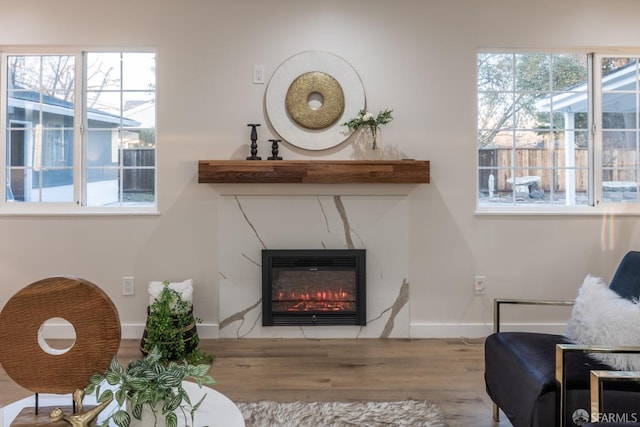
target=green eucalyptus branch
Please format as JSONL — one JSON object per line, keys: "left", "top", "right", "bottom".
{"left": 342, "top": 108, "right": 394, "bottom": 150}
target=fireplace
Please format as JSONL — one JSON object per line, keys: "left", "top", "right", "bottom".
{"left": 262, "top": 249, "right": 366, "bottom": 326}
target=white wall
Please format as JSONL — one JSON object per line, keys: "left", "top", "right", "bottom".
{"left": 1, "top": 0, "right": 639, "bottom": 339}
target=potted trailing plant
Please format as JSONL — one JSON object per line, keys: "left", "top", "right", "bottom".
{"left": 85, "top": 346, "right": 215, "bottom": 427}
{"left": 140, "top": 280, "right": 213, "bottom": 364}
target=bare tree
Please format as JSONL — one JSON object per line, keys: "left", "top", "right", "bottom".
{"left": 477, "top": 53, "right": 587, "bottom": 148}
{"left": 7, "top": 55, "right": 115, "bottom": 106}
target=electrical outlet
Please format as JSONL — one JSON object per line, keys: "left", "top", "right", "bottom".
{"left": 253, "top": 65, "right": 265, "bottom": 84}
{"left": 474, "top": 275, "right": 486, "bottom": 295}
{"left": 122, "top": 276, "right": 135, "bottom": 296}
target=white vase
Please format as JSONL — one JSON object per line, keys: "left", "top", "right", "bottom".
{"left": 128, "top": 402, "right": 167, "bottom": 427}
{"left": 356, "top": 127, "right": 384, "bottom": 160}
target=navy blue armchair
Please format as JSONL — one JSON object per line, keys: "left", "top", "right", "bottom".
{"left": 485, "top": 251, "right": 640, "bottom": 427}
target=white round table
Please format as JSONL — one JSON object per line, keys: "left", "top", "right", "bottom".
{"left": 0, "top": 382, "right": 245, "bottom": 427}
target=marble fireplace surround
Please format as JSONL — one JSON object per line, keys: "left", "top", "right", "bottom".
{"left": 218, "top": 194, "right": 410, "bottom": 339}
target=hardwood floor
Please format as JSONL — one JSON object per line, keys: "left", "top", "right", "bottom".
{"left": 0, "top": 338, "right": 510, "bottom": 427}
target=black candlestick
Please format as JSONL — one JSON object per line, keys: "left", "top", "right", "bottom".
{"left": 246, "top": 123, "right": 261, "bottom": 160}
{"left": 268, "top": 139, "right": 283, "bottom": 160}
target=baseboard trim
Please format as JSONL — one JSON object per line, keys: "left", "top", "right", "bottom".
{"left": 40, "top": 323, "right": 221, "bottom": 340}
{"left": 40, "top": 322, "right": 566, "bottom": 340}
{"left": 121, "top": 323, "right": 221, "bottom": 339}
{"left": 409, "top": 322, "right": 568, "bottom": 338}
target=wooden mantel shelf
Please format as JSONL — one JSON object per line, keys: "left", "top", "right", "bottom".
{"left": 198, "top": 160, "right": 430, "bottom": 184}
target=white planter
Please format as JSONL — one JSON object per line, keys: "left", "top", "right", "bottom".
{"left": 128, "top": 402, "right": 167, "bottom": 427}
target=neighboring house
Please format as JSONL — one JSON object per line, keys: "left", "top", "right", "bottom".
{"left": 538, "top": 60, "right": 638, "bottom": 119}
{"left": 536, "top": 61, "right": 639, "bottom": 203}
{"left": 7, "top": 89, "right": 139, "bottom": 202}
{"left": 124, "top": 100, "right": 155, "bottom": 128}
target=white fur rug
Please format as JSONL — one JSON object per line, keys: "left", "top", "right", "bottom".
{"left": 237, "top": 400, "right": 447, "bottom": 427}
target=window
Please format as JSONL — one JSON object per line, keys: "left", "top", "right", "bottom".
{"left": 1, "top": 50, "right": 156, "bottom": 212}
{"left": 477, "top": 52, "right": 640, "bottom": 212}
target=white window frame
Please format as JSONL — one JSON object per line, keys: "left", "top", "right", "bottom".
{"left": 0, "top": 47, "right": 158, "bottom": 216}
{"left": 476, "top": 50, "right": 640, "bottom": 216}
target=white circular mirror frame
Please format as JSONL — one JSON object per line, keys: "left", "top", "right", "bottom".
{"left": 265, "top": 51, "right": 366, "bottom": 151}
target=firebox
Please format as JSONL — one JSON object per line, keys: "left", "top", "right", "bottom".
{"left": 262, "top": 249, "right": 366, "bottom": 326}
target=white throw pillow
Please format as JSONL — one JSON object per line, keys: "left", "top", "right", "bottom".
{"left": 148, "top": 279, "right": 193, "bottom": 306}
{"left": 565, "top": 274, "right": 640, "bottom": 370}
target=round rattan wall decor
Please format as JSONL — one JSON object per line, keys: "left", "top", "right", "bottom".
{"left": 0, "top": 277, "right": 121, "bottom": 394}
{"left": 265, "top": 51, "right": 365, "bottom": 151}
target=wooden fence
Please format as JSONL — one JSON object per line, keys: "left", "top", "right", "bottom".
{"left": 479, "top": 148, "right": 637, "bottom": 192}
{"left": 122, "top": 148, "right": 155, "bottom": 193}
